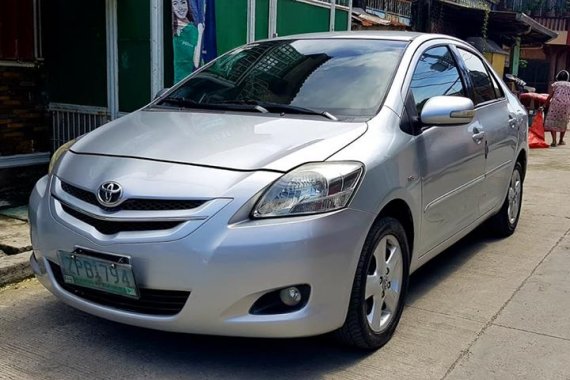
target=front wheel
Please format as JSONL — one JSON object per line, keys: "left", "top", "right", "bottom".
{"left": 487, "top": 162, "right": 523, "bottom": 237}
{"left": 335, "top": 217, "right": 410, "bottom": 350}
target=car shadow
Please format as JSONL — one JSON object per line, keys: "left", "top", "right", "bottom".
{"left": 33, "top": 301, "right": 371, "bottom": 379}
{"left": 406, "top": 225, "right": 501, "bottom": 304}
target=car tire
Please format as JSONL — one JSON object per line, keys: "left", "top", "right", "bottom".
{"left": 335, "top": 217, "right": 410, "bottom": 350}
{"left": 487, "top": 162, "right": 523, "bottom": 238}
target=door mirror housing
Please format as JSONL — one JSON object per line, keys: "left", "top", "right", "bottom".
{"left": 154, "top": 88, "right": 170, "bottom": 100}
{"left": 420, "top": 96, "right": 475, "bottom": 126}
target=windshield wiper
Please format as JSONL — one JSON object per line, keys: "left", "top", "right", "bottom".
{"left": 159, "top": 97, "right": 337, "bottom": 120}
{"left": 159, "top": 97, "right": 269, "bottom": 114}
{"left": 219, "top": 99, "right": 338, "bottom": 121}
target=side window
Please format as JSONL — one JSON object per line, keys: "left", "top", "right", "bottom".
{"left": 458, "top": 49, "right": 498, "bottom": 104}
{"left": 410, "top": 46, "right": 466, "bottom": 113}
{"left": 490, "top": 72, "right": 504, "bottom": 99}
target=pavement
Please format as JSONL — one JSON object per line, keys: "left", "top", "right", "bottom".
{"left": 0, "top": 207, "right": 32, "bottom": 287}
{"left": 0, "top": 144, "right": 570, "bottom": 379}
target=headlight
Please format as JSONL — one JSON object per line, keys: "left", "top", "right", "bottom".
{"left": 252, "top": 161, "right": 364, "bottom": 218}
{"left": 48, "top": 139, "right": 76, "bottom": 174}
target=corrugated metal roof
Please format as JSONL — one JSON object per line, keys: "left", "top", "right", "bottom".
{"left": 533, "top": 17, "right": 569, "bottom": 32}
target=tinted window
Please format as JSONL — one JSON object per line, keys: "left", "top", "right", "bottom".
{"left": 490, "top": 72, "right": 504, "bottom": 98}
{"left": 164, "top": 39, "right": 407, "bottom": 120}
{"left": 458, "top": 49, "right": 497, "bottom": 104}
{"left": 410, "top": 46, "right": 465, "bottom": 113}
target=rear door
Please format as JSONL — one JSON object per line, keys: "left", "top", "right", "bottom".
{"left": 407, "top": 44, "right": 486, "bottom": 254}
{"left": 454, "top": 47, "right": 518, "bottom": 214}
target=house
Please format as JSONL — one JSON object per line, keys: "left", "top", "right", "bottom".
{"left": 354, "top": 0, "right": 557, "bottom": 78}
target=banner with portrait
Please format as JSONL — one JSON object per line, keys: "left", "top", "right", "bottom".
{"left": 171, "top": 0, "right": 217, "bottom": 83}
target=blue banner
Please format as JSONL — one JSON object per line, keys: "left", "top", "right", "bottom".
{"left": 202, "top": 0, "right": 217, "bottom": 63}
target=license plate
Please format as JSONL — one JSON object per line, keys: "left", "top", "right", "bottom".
{"left": 57, "top": 250, "right": 139, "bottom": 299}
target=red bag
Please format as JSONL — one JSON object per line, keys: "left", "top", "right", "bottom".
{"left": 529, "top": 111, "right": 550, "bottom": 149}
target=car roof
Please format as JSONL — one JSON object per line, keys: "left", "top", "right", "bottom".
{"left": 272, "top": 31, "right": 425, "bottom": 42}
{"left": 267, "top": 31, "right": 468, "bottom": 47}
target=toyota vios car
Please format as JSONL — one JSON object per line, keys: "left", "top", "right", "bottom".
{"left": 29, "top": 32, "right": 527, "bottom": 349}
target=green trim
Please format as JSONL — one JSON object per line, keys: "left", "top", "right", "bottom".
{"left": 512, "top": 37, "right": 521, "bottom": 76}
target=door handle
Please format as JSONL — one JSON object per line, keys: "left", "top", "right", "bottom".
{"left": 472, "top": 130, "right": 485, "bottom": 144}
{"left": 508, "top": 116, "right": 517, "bottom": 128}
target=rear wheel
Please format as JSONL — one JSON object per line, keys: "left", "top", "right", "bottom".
{"left": 488, "top": 162, "right": 523, "bottom": 237}
{"left": 336, "top": 217, "right": 410, "bottom": 350}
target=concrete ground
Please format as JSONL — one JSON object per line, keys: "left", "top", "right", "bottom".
{"left": 1, "top": 145, "right": 570, "bottom": 379}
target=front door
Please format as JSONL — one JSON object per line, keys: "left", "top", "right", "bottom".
{"left": 408, "top": 45, "right": 486, "bottom": 254}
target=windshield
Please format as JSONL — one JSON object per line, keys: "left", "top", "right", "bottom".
{"left": 160, "top": 38, "right": 407, "bottom": 120}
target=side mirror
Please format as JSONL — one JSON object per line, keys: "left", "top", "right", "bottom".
{"left": 154, "top": 88, "right": 170, "bottom": 100}
{"left": 420, "top": 96, "right": 475, "bottom": 126}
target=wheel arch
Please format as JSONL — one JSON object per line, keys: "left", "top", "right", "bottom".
{"left": 374, "top": 199, "right": 415, "bottom": 257}
{"left": 516, "top": 149, "right": 527, "bottom": 181}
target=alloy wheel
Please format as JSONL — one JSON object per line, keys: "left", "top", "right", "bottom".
{"left": 365, "top": 234, "right": 404, "bottom": 333}
{"left": 507, "top": 169, "right": 522, "bottom": 225}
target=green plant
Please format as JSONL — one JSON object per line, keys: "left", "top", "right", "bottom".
{"left": 481, "top": 8, "right": 490, "bottom": 40}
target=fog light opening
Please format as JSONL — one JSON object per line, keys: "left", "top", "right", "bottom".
{"left": 280, "top": 286, "right": 302, "bottom": 306}
{"left": 250, "top": 284, "right": 310, "bottom": 315}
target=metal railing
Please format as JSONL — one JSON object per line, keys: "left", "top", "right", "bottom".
{"left": 302, "top": 0, "right": 352, "bottom": 6}
{"left": 501, "top": 0, "right": 568, "bottom": 16}
{"left": 448, "top": 0, "right": 492, "bottom": 10}
{"left": 365, "top": 0, "right": 412, "bottom": 18}
{"left": 49, "top": 103, "right": 110, "bottom": 151}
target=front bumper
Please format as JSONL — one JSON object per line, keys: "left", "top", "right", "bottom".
{"left": 30, "top": 174, "right": 374, "bottom": 338}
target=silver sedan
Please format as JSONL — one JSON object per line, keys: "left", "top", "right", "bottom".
{"left": 29, "top": 32, "right": 527, "bottom": 349}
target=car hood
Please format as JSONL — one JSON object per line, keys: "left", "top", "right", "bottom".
{"left": 71, "top": 110, "right": 368, "bottom": 172}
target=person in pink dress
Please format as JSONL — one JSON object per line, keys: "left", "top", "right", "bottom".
{"left": 545, "top": 70, "right": 570, "bottom": 147}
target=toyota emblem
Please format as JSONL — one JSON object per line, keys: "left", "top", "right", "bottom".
{"left": 96, "top": 181, "right": 123, "bottom": 207}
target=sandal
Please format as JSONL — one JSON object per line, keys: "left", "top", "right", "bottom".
{"left": 559, "top": 141, "right": 566, "bottom": 146}
{"left": 551, "top": 142, "right": 557, "bottom": 147}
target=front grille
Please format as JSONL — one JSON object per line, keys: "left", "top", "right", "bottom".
{"left": 61, "top": 181, "right": 207, "bottom": 212}
{"left": 61, "top": 181, "right": 98, "bottom": 206}
{"left": 62, "top": 204, "right": 182, "bottom": 235}
{"left": 49, "top": 261, "right": 190, "bottom": 316}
